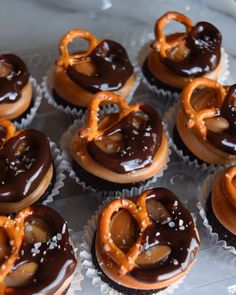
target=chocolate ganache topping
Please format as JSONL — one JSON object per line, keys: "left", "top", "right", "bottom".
{"left": 0, "top": 54, "right": 29, "bottom": 104}
{"left": 0, "top": 129, "right": 52, "bottom": 202}
{"left": 164, "top": 22, "right": 222, "bottom": 77}
{"left": 67, "top": 40, "right": 133, "bottom": 93}
{"left": 4, "top": 205, "right": 77, "bottom": 295}
{"left": 129, "top": 188, "right": 199, "bottom": 283}
{"left": 87, "top": 104, "right": 163, "bottom": 174}
{"left": 207, "top": 85, "right": 236, "bottom": 154}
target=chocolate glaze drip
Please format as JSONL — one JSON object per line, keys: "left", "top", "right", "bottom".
{"left": 87, "top": 104, "right": 163, "bottom": 174}
{"left": 130, "top": 188, "right": 199, "bottom": 283}
{"left": 6, "top": 205, "right": 77, "bottom": 295}
{"left": 207, "top": 85, "right": 236, "bottom": 154}
{"left": 0, "top": 54, "right": 29, "bottom": 103}
{"left": 164, "top": 22, "right": 221, "bottom": 77}
{"left": 0, "top": 129, "right": 52, "bottom": 202}
{"left": 67, "top": 40, "right": 133, "bottom": 93}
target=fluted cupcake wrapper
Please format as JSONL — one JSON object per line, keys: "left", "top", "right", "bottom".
{"left": 41, "top": 64, "right": 140, "bottom": 119}
{"left": 67, "top": 230, "right": 84, "bottom": 294}
{"left": 15, "top": 76, "right": 43, "bottom": 129}
{"left": 197, "top": 173, "right": 236, "bottom": 255}
{"left": 79, "top": 207, "right": 184, "bottom": 295}
{"left": 137, "top": 37, "right": 230, "bottom": 112}
{"left": 42, "top": 140, "right": 67, "bottom": 205}
{"left": 59, "top": 105, "right": 171, "bottom": 197}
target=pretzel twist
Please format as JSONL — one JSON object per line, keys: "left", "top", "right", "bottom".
{"left": 98, "top": 191, "right": 152, "bottom": 276}
{"left": 0, "top": 119, "right": 16, "bottom": 147}
{"left": 56, "top": 29, "right": 98, "bottom": 69}
{"left": 0, "top": 208, "right": 31, "bottom": 290}
{"left": 223, "top": 166, "right": 236, "bottom": 208}
{"left": 182, "top": 77, "right": 226, "bottom": 139}
{"left": 152, "top": 11, "right": 193, "bottom": 58}
{"left": 79, "top": 91, "right": 142, "bottom": 142}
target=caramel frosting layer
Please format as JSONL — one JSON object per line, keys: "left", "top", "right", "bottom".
{"left": 0, "top": 205, "right": 77, "bottom": 294}
{"left": 0, "top": 54, "right": 29, "bottom": 104}
{"left": 96, "top": 188, "right": 200, "bottom": 290}
{"left": 212, "top": 166, "right": 236, "bottom": 235}
{"left": 71, "top": 91, "right": 168, "bottom": 183}
{"left": 177, "top": 78, "right": 236, "bottom": 164}
{"left": 0, "top": 129, "right": 52, "bottom": 203}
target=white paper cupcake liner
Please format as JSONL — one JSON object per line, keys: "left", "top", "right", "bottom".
{"left": 137, "top": 37, "right": 230, "bottom": 110}
{"left": 80, "top": 207, "right": 184, "bottom": 295}
{"left": 59, "top": 108, "right": 171, "bottom": 197}
{"left": 41, "top": 64, "right": 140, "bottom": 118}
{"left": 14, "top": 76, "right": 42, "bottom": 129}
{"left": 67, "top": 230, "right": 84, "bottom": 294}
{"left": 41, "top": 140, "right": 66, "bottom": 205}
{"left": 197, "top": 173, "right": 236, "bottom": 254}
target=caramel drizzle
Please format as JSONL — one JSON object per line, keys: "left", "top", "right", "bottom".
{"left": 182, "top": 77, "right": 236, "bottom": 154}
{"left": 153, "top": 11, "right": 221, "bottom": 77}
{"left": 56, "top": 29, "right": 133, "bottom": 93}
{"left": 0, "top": 129, "right": 52, "bottom": 202}
{"left": 79, "top": 91, "right": 163, "bottom": 173}
{"left": 98, "top": 188, "right": 199, "bottom": 283}
{"left": 0, "top": 54, "right": 29, "bottom": 104}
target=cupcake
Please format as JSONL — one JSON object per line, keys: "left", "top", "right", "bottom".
{"left": 200, "top": 165, "right": 236, "bottom": 249}
{"left": 69, "top": 91, "right": 169, "bottom": 192}
{"left": 173, "top": 77, "right": 236, "bottom": 165}
{"left": 48, "top": 28, "right": 136, "bottom": 112}
{"left": 0, "top": 54, "right": 40, "bottom": 125}
{"left": 81, "top": 187, "right": 200, "bottom": 294}
{"left": 141, "top": 11, "right": 224, "bottom": 96}
{"left": 0, "top": 128, "right": 57, "bottom": 213}
{"left": 0, "top": 204, "right": 77, "bottom": 294}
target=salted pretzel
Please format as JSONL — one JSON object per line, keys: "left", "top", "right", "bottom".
{"left": 0, "top": 119, "right": 16, "bottom": 147}
{"left": 150, "top": 11, "right": 221, "bottom": 78}
{"left": 98, "top": 192, "right": 151, "bottom": 276}
{"left": 152, "top": 11, "right": 193, "bottom": 59}
{"left": 0, "top": 208, "right": 30, "bottom": 291}
{"left": 79, "top": 91, "right": 141, "bottom": 142}
{"left": 0, "top": 205, "right": 77, "bottom": 294}
{"left": 96, "top": 187, "right": 200, "bottom": 289}
{"left": 56, "top": 29, "right": 99, "bottom": 69}
{"left": 182, "top": 78, "right": 226, "bottom": 139}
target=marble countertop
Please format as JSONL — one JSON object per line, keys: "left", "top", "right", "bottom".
{"left": 1, "top": 1, "right": 236, "bottom": 294}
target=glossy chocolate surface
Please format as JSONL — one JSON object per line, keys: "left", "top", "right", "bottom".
{"left": 129, "top": 188, "right": 199, "bottom": 283}
{"left": 67, "top": 39, "right": 133, "bottom": 92}
{"left": 0, "top": 129, "right": 52, "bottom": 202}
{"left": 207, "top": 85, "right": 236, "bottom": 154}
{"left": 164, "top": 22, "right": 221, "bottom": 77}
{"left": 0, "top": 54, "right": 29, "bottom": 103}
{"left": 87, "top": 104, "right": 163, "bottom": 174}
{"left": 6, "top": 205, "right": 77, "bottom": 295}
